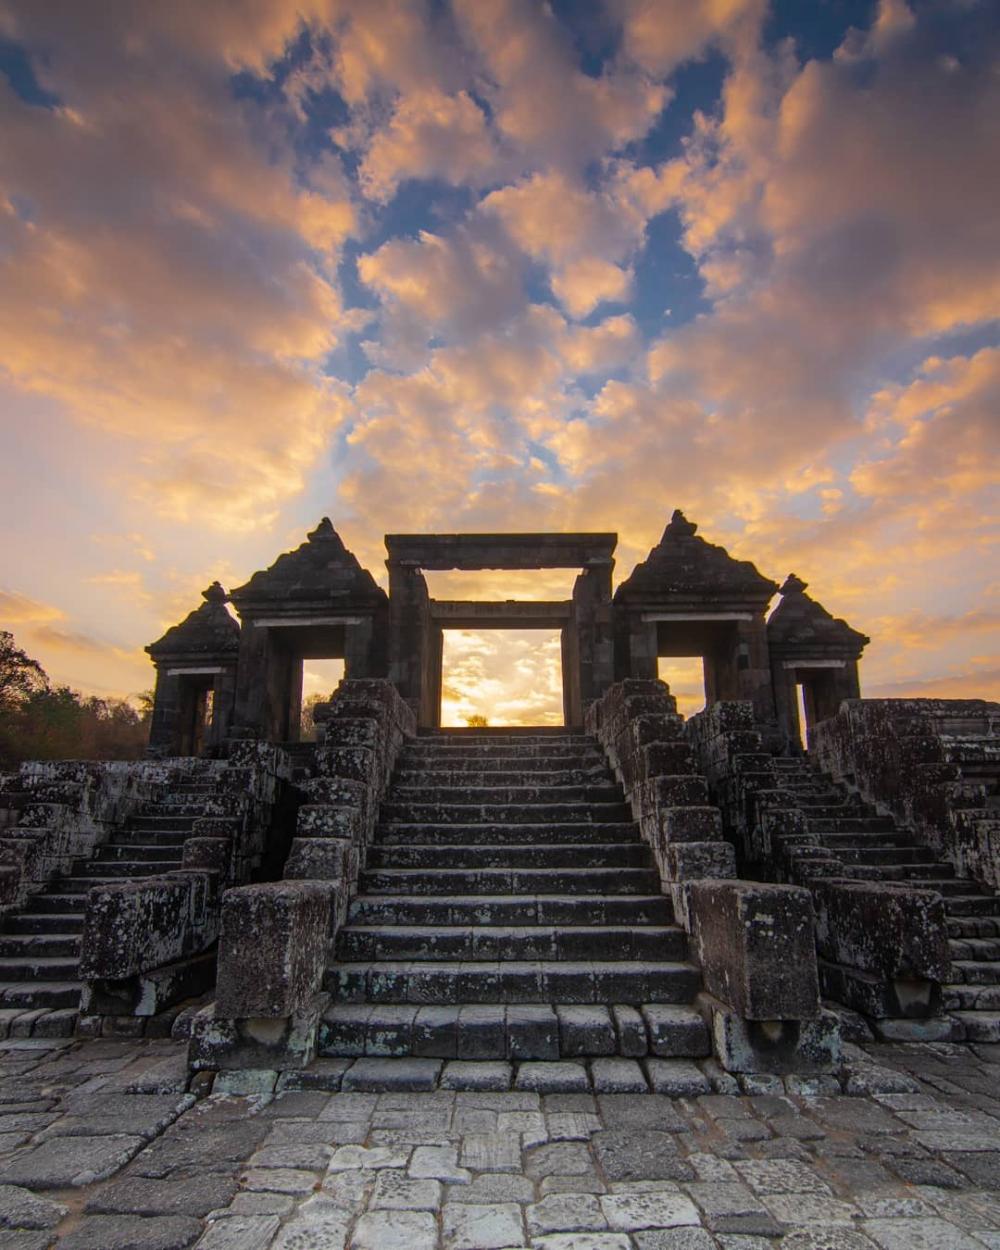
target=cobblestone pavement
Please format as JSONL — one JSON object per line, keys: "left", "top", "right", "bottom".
{"left": 0, "top": 1037, "right": 998, "bottom": 1249}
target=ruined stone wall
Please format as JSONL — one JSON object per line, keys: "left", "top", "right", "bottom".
{"left": 812, "top": 699, "right": 1000, "bottom": 891}
{"left": 585, "top": 678, "right": 735, "bottom": 922}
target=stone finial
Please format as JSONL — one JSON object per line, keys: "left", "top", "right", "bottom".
{"left": 780, "top": 574, "right": 808, "bottom": 596}
{"left": 308, "top": 517, "right": 336, "bottom": 541}
{"left": 202, "top": 581, "right": 227, "bottom": 604}
{"left": 666, "top": 509, "right": 698, "bottom": 537}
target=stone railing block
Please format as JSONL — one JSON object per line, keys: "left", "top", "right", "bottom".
{"left": 812, "top": 880, "right": 950, "bottom": 983}
{"left": 215, "top": 881, "right": 332, "bottom": 1018}
{"left": 689, "top": 880, "right": 820, "bottom": 1021}
{"left": 79, "top": 871, "right": 217, "bottom": 981}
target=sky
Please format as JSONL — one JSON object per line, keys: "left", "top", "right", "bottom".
{"left": 0, "top": 0, "right": 997, "bottom": 727}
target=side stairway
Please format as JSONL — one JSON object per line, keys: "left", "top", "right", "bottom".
{"left": 0, "top": 778, "right": 213, "bottom": 1031}
{"left": 772, "top": 756, "right": 1000, "bottom": 1042}
{"left": 320, "top": 728, "right": 710, "bottom": 1076}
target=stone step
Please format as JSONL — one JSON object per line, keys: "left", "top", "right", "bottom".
{"left": 393, "top": 768, "right": 613, "bottom": 788}
{"left": 24, "top": 894, "right": 89, "bottom": 914}
{"left": 949, "top": 1011, "right": 1000, "bottom": 1043}
{"left": 105, "top": 829, "right": 190, "bottom": 846}
{"left": 417, "top": 732, "right": 593, "bottom": 745}
{"left": 128, "top": 815, "right": 198, "bottom": 833}
{"left": 943, "top": 983, "right": 1000, "bottom": 1010}
{"left": 358, "top": 867, "right": 662, "bottom": 896}
{"left": 909, "top": 879, "right": 992, "bottom": 897}
{"left": 0, "top": 933, "right": 81, "bottom": 958}
{"left": 821, "top": 831, "right": 919, "bottom": 848}
{"left": 808, "top": 816, "right": 898, "bottom": 832}
{"left": 3, "top": 912, "right": 85, "bottom": 934}
{"left": 336, "top": 924, "right": 687, "bottom": 963}
{"left": 388, "top": 784, "right": 624, "bottom": 805}
{"left": 319, "top": 1002, "right": 710, "bottom": 1060}
{"left": 0, "top": 980, "right": 81, "bottom": 1008}
{"left": 139, "top": 802, "right": 209, "bottom": 818}
{"left": 397, "top": 745, "right": 606, "bottom": 763}
{"left": 68, "top": 862, "right": 182, "bottom": 881}
{"left": 380, "top": 802, "right": 633, "bottom": 825}
{"left": 834, "top": 846, "right": 939, "bottom": 865}
{"left": 92, "top": 843, "right": 185, "bottom": 863}
{"left": 347, "top": 894, "right": 675, "bottom": 928}
{"left": 946, "top": 895, "right": 1000, "bottom": 917}
{"left": 949, "top": 959, "right": 1000, "bottom": 986}
{"left": 0, "top": 955, "right": 79, "bottom": 982}
{"left": 393, "top": 755, "right": 604, "bottom": 774}
{"left": 365, "top": 843, "right": 653, "bottom": 871}
{"left": 795, "top": 800, "right": 870, "bottom": 810}
{"left": 377, "top": 822, "right": 639, "bottom": 845}
{"left": 948, "top": 916, "right": 1000, "bottom": 939}
{"left": 325, "top": 960, "right": 702, "bottom": 1006}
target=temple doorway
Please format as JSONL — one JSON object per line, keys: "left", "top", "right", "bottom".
{"left": 657, "top": 656, "right": 706, "bottom": 720}
{"left": 440, "top": 629, "right": 563, "bottom": 727}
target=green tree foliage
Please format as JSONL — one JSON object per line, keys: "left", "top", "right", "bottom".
{"left": 0, "top": 631, "right": 150, "bottom": 767}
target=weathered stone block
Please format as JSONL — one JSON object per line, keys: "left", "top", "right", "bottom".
{"left": 665, "top": 840, "right": 736, "bottom": 882}
{"left": 296, "top": 804, "right": 364, "bottom": 841}
{"left": 215, "top": 881, "right": 333, "bottom": 1018}
{"left": 79, "top": 873, "right": 216, "bottom": 981}
{"left": 813, "top": 880, "right": 950, "bottom": 982}
{"left": 689, "top": 880, "right": 819, "bottom": 1020}
{"left": 189, "top": 995, "right": 328, "bottom": 1071}
{"left": 181, "top": 838, "right": 230, "bottom": 873}
{"left": 658, "top": 806, "right": 723, "bottom": 844}
{"left": 700, "top": 993, "right": 841, "bottom": 1074}
{"left": 0, "top": 864, "right": 20, "bottom": 905}
{"left": 651, "top": 775, "right": 710, "bottom": 807}
{"left": 283, "top": 837, "right": 356, "bottom": 885}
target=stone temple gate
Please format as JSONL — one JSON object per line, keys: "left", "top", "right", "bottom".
{"left": 4, "top": 504, "right": 999, "bottom": 1088}
{"left": 145, "top": 510, "right": 870, "bottom": 751}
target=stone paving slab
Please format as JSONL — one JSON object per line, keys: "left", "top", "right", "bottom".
{"left": 0, "top": 1037, "right": 998, "bottom": 1247}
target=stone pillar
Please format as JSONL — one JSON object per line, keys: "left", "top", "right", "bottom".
{"left": 735, "top": 617, "right": 776, "bottom": 724}
{"left": 387, "top": 563, "right": 433, "bottom": 724}
{"left": 772, "top": 666, "right": 803, "bottom": 752}
{"left": 233, "top": 622, "right": 273, "bottom": 738}
{"left": 615, "top": 610, "right": 658, "bottom": 681}
{"left": 572, "top": 561, "right": 614, "bottom": 709}
{"left": 561, "top": 624, "right": 581, "bottom": 726}
{"left": 208, "top": 666, "right": 238, "bottom": 751}
{"left": 148, "top": 669, "right": 181, "bottom": 755}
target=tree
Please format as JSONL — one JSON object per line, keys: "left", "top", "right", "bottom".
{"left": 466, "top": 713, "right": 489, "bottom": 727}
{"left": 0, "top": 631, "right": 48, "bottom": 713}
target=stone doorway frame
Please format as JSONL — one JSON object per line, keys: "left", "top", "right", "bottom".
{"left": 384, "top": 533, "right": 617, "bottom": 728}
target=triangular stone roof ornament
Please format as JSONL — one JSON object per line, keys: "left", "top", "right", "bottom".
{"left": 146, "top": 583, "right": 240, "bottom": 660}
{"left": 229, "top": 519, "right": 386, "bottom": 611}
{"left": 768, "top": 573, "right": 869, "bottom": 659}
{"left": 615, "top": 509, "right": 778, "bottom": 610}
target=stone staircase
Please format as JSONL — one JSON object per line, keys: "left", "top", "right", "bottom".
{"left": 0, "top": 778, "right": 213, "bottom": 1033}
{"left": 772, "top": 756, "right": 1000, "bottom": 1042}
{"left": 319, "top": 728, "right": 710, "bottom": 1078}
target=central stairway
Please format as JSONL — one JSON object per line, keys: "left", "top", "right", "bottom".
{"left": 320, "top": 728, "right": 710, "bottom": 1067}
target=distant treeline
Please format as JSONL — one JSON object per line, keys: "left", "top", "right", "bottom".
{"left": 0, "top": 630, "right": 150, "bottom": 769}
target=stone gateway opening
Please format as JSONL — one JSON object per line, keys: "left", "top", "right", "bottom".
{"left": 440, "top": 628, "right": 564, "bottom": 727}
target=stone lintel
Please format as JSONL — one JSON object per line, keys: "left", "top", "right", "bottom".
{"left": 385, "top": 532, "right": 617, "bottom": 570}
{"left": 641, "top": 611, "right": 755, "bottom": 622}
{"left": 252, "top": 615, "right": 365, "bottom": 628}
{"left": 781, "top": 658, "right": 847, "bottom": 669}
{"left": 430, "top": 600, "right": 572, "bottom": 627}
{"left": 165, "top": 665, "right": 225, "bottom": 676}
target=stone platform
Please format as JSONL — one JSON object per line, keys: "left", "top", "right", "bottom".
{"left": 1, "top": 1035, "right": 999, "bottom": 1249}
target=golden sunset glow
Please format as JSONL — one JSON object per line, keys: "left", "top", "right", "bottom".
{"left": 0, "top": 0, "right": 996, "bottom": 723}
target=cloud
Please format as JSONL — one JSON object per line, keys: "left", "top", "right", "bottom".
{"left": 482, "top": 166, "right": 676, "bottom": 318}
{"left": 613, "top": 0, "right": 767, "bottom": 77}
{"left": 359, "top": 89, "right": 502, "bottom": 202}
{"left": 454, "top": 0, "right": 667, "bottom": 172}
{"left": 0, "top": 591, "right": 64, "bottom": 625}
